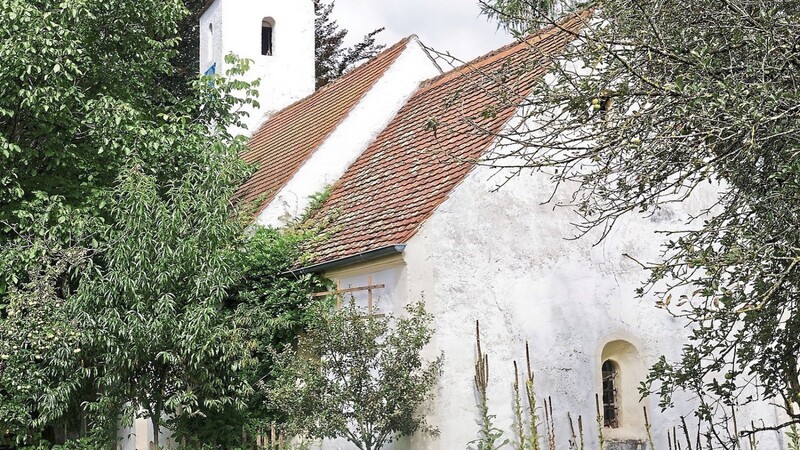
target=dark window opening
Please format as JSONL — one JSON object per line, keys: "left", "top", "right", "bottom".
{"left": 602, "top": 360, "right": 620, "bottom": 428}
{"left": 261, "top": 18, "right": 274, "bottom": 56}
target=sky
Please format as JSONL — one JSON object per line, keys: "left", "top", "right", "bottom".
{"left": 332, "top": 0, "right": 514, "bottom": 65}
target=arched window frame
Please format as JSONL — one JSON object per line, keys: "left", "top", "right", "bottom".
{"left": 601, "top": 359, "right": 621, "bottom": 428}
{"left": 261, "top": 17, "right": 275, "bottom": 56}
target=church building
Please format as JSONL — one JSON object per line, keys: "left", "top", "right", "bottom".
{"left": 123, "top": 1, "right": 789, "bottom": 449}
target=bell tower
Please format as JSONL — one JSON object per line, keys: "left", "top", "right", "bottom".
{"left": 199, "top": 0, "right": 316, "bottom": 134}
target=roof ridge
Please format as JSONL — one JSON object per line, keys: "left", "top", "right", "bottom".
{"left": 417, "top": 9, "right": 592, "bottom": 93}
{"left": 239, "top": 35, "right": 417, "bottom": 215}
{"left": 300, "top": 10, "right": 591, "bottom": 266}
{"left": 248, "top": 36, "right": 413, "bottom": 139}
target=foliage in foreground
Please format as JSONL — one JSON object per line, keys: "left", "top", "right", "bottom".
{"left": 0, "top": 50, "right": 326, "bottom": 450}
{"left": 173, "top": 225, "right": 331, "bottom": 449}
{"left": 478, "top": 0, "right": 800, "bottom": 442}
{"left": 0, "top": 166, "right": 331, "bottom": 448}
{"left": 269, "top": 300, "right": 443, "bottom": 450}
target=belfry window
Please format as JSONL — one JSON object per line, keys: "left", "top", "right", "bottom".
{"left": 602, "top": 359, "right": 620, "bottom": 428}
{"left": 261, "top": 18, "right": 275, "bottom": 56}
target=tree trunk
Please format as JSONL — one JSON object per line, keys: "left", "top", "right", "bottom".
{"left": 152, "top": 411, "right": 161, "bottom": 449}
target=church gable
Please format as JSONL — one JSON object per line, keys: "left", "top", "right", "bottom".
{"left": 301, "top": 12, "right": 590, "bottom": 268}
{"left": 237, "top": 37, "right": 418, "bottom": 218}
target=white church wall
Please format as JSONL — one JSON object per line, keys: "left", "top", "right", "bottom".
{"left": 401, "top": 159, "right": 786, "bottom": 449}
{"left": 257, "top": 38, "right": 441, "bottom": 227}
{"left": 117, "top": 417, "right": 175, "bottom": 450}
{"left": 200, "top": 0, "right": 316, "bottom": 135}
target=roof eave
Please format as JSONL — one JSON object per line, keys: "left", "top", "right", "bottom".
{"left": 282, "top": 244, "right": 407, "bottom": 276}
{"left": 199, "top": 0, "right": 215, "bottom": 17}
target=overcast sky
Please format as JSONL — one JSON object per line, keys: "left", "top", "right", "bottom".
{"left": 332, "top": 0, "right": 514, "bottom": 65}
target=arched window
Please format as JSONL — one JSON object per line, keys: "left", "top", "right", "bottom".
{"left": 261, "top": 17, "right": 275, "bottom": 56}
{"left": 601, "top": 359, "right": 620, "bottom": 428}
{"left": 207, "top": 23, "right": 214, "bottom": 61}
{"left": 599, "top": 340, "right": 646, "bottom": 434}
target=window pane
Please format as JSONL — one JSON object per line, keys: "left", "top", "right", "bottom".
{"left": 602, "top": 360, "right": 620, "bottom": 428}
{"left": 261, "top": 26, "right": 273, "bottom": 56}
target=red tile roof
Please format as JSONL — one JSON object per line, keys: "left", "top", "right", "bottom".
{"left": 304, "top": 12, "right": 590, "bottom": 266}
{"left": 237, "top": 37, "right": 413, "bottom": 214}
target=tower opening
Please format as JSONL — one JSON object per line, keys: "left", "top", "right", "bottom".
{"left": 207, "top": 23, "right": 214, "bottom": 62}
{"left": 261, "top": 18, "right": 275, "bottom": 56}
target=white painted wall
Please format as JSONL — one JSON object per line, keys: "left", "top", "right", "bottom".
{"left": 200, "top": 0, "right": 315, "bottom": 135}
{"left": 399, "top": 154, "right": 787, "bottom": 449}
{"left": 257, "top": 38, "right": 441, "bottom": 227}
{"left": 118, "top": 418, "right": 174, "bottom": 450}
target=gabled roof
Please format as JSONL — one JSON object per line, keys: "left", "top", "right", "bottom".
{"left": 303, "top": 12, "right": 590, "bottom": 267}
{"left": 237, "top": 37, "right": 414, "bottom": 214}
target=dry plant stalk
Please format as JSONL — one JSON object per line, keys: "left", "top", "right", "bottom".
{"left": 681, "top": 416, "right": 693, "bottom": 450}
{"left": 595, "top": 394, "right": 605, "bottom": 450}
{"left": 747, "top": 421, "right": 758, "bottom": 450}
{"left": 644, "top": 406, "right": 656, "bottom": 450}
{"left": 475, "top": 321, "right": 492, "bottom": 441}
{"left": 525, "top": 343, "right": 543, "bottom": 450}
{"left": 513, "top": 361, "right": 526, "bottom": 450}
{"left": 568, "top": 413, "right": 578, "bottom": 450}
{"left": 544, "top": 397, "right": 556, "bottom": 450}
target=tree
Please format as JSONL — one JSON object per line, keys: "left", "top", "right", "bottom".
{"left": 0, "top": 0, "right": 212, "bottom": 295}
{"left": 0, "top": 33, "right": 259, "bottom": 447}
{"left": 269, "top": 301, "right": 443, "bottom": 450}
{"left": 173, "top": 225, "right": 331, "bottom": 448}
{"left": 72, "top": 138, "right": 252, "bottom": 447}
{"left": 314, "top": 0, "right": 385, "bottom": 89}
{"left": 0, "top": 245, "right": 92, "bottom": 444}
{"left": 477, "top": 0, "right": 800, "bottom": 443}
{"left": 0, "top": 0, "right": 331, "bottom": 446}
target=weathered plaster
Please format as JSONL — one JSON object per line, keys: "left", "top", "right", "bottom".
{"left": 400, "top": 156, "right": 786, "bottom": 449}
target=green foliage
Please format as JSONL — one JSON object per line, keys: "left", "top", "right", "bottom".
{"left": 0, "top": 0, "right": 258, "bottom": 295}
{"left": 788, "top": 424, "right": 800, "bottom": 450}
{"left": 0, "top": 246, "right": 91, "bottom": 444}
{"left": 69, "top": 131, "right": 252, "bottom": 445}
{"left": 470, "top": 322, "right": 508, "bottom": 450}
{"left": 0, "top": 0, "right": 331, "bottom": 446}
{"left": 480, "top": 0, "right": 800, "bottom": 440}
{"left": 0, "top": 0, "right": 185, "bottom": 233}
{"left": 314, "top": 0, "right": 385, "bottom": 89}
{"left": 269, "top": 300, "right": 443, "bottom": 450}
{"left": 0, "top": 32, "right": 261, "bottom": 447}
{"left": 173, "top": 225, "right": 331, "bottom": 448}
{"left": 17, "top": 438, "right": 105, "bottom": 450}
{"left": 479, "top": 0, "right": 558, "bottom": 32}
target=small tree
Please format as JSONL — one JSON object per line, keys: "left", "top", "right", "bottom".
{"left": 314, "top": 0, "right": 385, "bottom": 89}
{"left": 269, "top": 300, "right": 443, "bottom": 450}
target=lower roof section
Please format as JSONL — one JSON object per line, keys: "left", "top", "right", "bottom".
{"left": 285, "top": 244, "right": 407, "bottom": 276}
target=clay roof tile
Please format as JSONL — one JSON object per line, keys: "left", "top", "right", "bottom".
{"left": 303, "top": 11, "right": 590, "bottom": 266}
{"left": 237, "top": 37, "right": 414, "bottom": 214}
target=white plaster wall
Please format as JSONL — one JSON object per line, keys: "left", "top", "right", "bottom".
{"left": 257, "top": 38, "right": 441, "bottom": 227}
{"left": 200, "top": 0, "right": 315, "bottom": 135}
{"left": 401, "top": 165, "right": 787, "bottom": 449}
{"left": 118, "top": 418, "right": 174, "bottom": 450}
